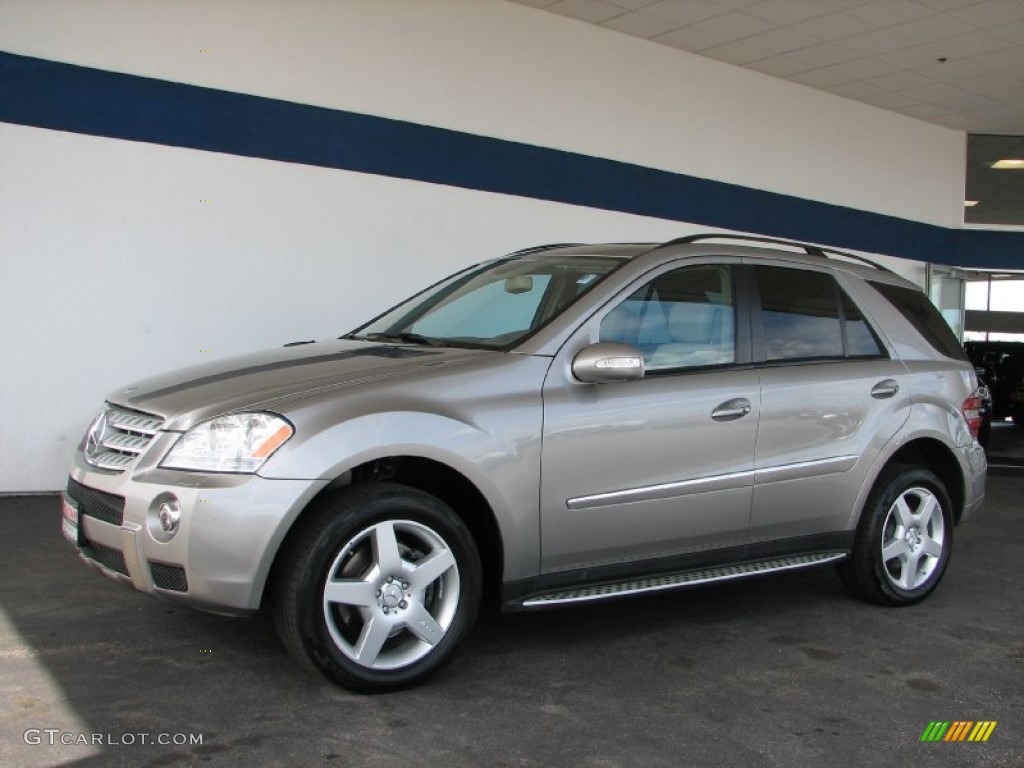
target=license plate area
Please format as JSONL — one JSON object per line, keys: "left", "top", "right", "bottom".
{"left": 61, "top": 494, "right": 83, "bottom": 546}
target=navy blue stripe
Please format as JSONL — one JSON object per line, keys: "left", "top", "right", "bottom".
{"left": 1, "top": 50, "right": 1020, "bottom": 268}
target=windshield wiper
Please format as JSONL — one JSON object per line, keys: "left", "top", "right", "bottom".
{"left": 353, "top": 332, "right": 448, "bottom": 348}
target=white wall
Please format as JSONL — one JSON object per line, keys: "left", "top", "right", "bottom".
{"left": 0, "top": 0, "right": 958, "bottom": 490}
{"left": 0, "top": 0, "right": 967, "bottom": 226}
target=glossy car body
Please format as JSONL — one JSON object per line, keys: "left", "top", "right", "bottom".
{"left": 64, "top": 235, "right": 987, "bottom": 688}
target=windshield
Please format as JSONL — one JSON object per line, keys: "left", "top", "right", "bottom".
{"left": 348, "top": 254, "right": 626, "bottom": 349}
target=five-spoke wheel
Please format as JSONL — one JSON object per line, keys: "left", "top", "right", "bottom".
{"left": 838, "top": 465, "right": 953, "bottom": 606}
{"left": 879, "top": 486, "right": 946, "bottom": 591}
{"left": 273, "top": 483, "right": 481, "bottom": 692}
{"left": 321, "top": 519, "right": 461, "bottom": 670}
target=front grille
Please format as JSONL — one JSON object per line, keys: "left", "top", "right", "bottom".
{"left": 84, "top": 404, "right": 164, "bottom": 472}
{"left": 81, "top": 540, "right": 128, "bottom": 576}
{"left": 67, "top": 478, "right": 125, "bottom": 526}
{"left": 150, "top": 562, "right": 189, "bottom": 592}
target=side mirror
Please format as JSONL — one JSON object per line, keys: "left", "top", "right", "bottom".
{"left": 572, "top": 343, "right": 645, "bottom": 383}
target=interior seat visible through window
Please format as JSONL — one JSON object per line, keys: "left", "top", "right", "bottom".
{"left": 649, "top": 301, "right": 734, "bottom": 369}
{"left": 599, "top": 265, "right": 735, "bottom": 372}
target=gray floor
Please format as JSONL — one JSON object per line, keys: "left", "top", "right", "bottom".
{"left": 2, "top": 426, "right": 1022, "bottom": 767}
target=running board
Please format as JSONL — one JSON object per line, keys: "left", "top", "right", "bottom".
{"left": 520, "top": 552, "right": 847, "bottom": 608}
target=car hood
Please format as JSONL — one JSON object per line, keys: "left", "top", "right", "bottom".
{"left": 107, "top": 340, "right": 494, "bottom": 431}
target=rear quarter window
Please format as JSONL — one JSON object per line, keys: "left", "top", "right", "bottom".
{"left": 869, "top": 281, "right": 966, "bottom": 361}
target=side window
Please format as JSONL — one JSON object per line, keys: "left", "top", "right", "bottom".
{"left": 756, "top": 266, "right": 885, "bottom": 361}
{"left": 758, "top": 267, "right": 843, "bottom": 360}
{"left": 869, "top": 280, "right": 967, "bottom": 361}
{"left": 599, "top": 265, "right": 735, "bottom": 372}
{"left": 841, "top": 291, "right": 885, "bottom": 357}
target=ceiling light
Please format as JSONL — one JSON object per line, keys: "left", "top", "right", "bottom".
{"left": 991, "top": 159, "right": 1024, "bottom": 169}
{"left": 964, "top": 200, "right": 979, "bottom": 207}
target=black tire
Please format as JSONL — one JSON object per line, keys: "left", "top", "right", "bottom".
{"left": 977, "top": 416, "right": 991, "bottom": 447}
{"left": 838, "top": 465, "right": 953, "bottom": 606}
{"left": 272, "top": 482, "right": 482, "bottom": 692}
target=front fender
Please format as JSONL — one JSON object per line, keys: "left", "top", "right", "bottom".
{"left": 261, "top": 406, "right": 544, "bottom": 583}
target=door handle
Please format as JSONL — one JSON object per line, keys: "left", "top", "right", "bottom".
{"left": 871, "top": 379, "right": 899, "bottom": 399}
{"left": 712, "top": 398, "right": 752, "bottom": 422}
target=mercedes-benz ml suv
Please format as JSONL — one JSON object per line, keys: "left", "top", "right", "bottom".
{"left": 63, "top": 234, "right": 987, "bottom": 691}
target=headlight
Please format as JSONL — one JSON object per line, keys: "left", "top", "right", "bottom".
{"left": 161, "top": 413, "right": 294, "bottom": 473}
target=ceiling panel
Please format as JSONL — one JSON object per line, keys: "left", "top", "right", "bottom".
{"left": 742, "top": 0, "right": 832, "bottom": 25}
{"left": 511, "top": 0, "right": 1024, "bottom": 133}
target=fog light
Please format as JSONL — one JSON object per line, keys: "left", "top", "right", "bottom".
{"left": 158, "top": 501, "right": 181, "bottom": 533}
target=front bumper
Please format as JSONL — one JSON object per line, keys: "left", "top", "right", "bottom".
{"left": 66, "top": 446, "right": 327, "bottom": 614}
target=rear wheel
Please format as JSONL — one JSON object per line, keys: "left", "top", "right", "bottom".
{"left": 273, "top": 482, "right": 482, "bottom": 692}
{"left": 838, "top": 466, "right": 953, "bottom": 606}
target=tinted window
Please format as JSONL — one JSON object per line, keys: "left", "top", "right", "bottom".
{"left": 757, "top": 268, "right": 843, "bottom": 360}
{"left": 600, "top": 265, "right": 735, "bottom": 371}
{"left": 870, "top": 281, "right": 966, "bottom": 361}
{"left": 841, "top": 292, "right": 885, "bottom": 357}
{"left": 756, "top": 267, "right": 885, "bottom": 361}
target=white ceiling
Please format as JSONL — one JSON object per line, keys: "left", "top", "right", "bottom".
{"left": 509, "top": 0, "right": 1024, "bottom": 134}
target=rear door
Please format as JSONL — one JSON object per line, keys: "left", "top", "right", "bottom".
{"left": 748, "top": 265, "right": 912, "bottom": 545}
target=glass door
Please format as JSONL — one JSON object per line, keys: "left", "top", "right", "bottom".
{"left": 927, "top": 264, "right": 967, "bottom": 341}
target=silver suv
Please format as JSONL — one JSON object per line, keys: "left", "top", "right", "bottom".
{"left": 64, "top": 234, "right": 987, "bottom": 691}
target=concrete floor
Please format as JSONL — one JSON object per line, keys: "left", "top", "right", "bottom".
{"left": 2, "top": 426, "right": 1022, "bottom": 767}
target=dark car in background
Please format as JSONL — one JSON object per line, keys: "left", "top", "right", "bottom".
{"left": 976, "top": 377, "right": 993, "bottom": 446}
{"left": 965, "top": 341, "right": 1024, "bottom": 426}
{"left": 1009, "top": 384, "right": 1024, "bottom": 427}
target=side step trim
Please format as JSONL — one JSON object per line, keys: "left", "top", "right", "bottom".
{"left": 520, "top": 552, "right": 847, "bottom": 607}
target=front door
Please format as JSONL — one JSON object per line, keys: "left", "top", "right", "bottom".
{"left": 539, "top": 263, "right": 760, "bottom": 574}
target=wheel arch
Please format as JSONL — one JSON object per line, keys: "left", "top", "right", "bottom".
{"left": 264, "top": 455, "right": 505, "bottom": 610}
{"left": 855, "top": 436, "right": 967, "bottom": 528}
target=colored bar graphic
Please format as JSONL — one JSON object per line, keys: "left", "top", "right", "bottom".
{"left": 969, "top": 722, "right": 997, "bottom": 742}
{"left": 921, "top": 721, "right": 996, "bottom": 742}
{"left": 944, "top": 721, "right": 972, "bottom": 741}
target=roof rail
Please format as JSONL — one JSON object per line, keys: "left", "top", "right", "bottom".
{"left": 661, "top": 234, "right": 892, "bottom": 273}
{"left": 507, "top": 243, "right": 585, "bottom": 257}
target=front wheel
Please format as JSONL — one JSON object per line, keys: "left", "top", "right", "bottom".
{"left": 838, "top": 466, "right": 953, "bottom": 606}
{"left": 273, "top": 483, "right": 482, "bottom": 692}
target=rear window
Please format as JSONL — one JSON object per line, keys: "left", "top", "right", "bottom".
{"left": 869, "top": 281, "right": 966, "bottom": 361}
